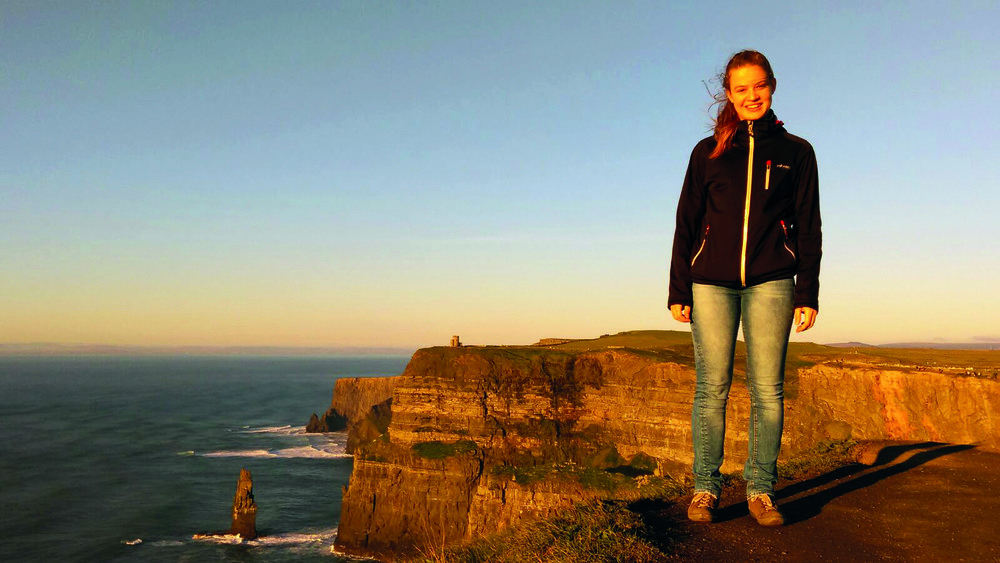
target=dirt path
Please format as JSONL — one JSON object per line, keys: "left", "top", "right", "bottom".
{"left": 642, "top": 443, "right": 1000, "bottom": 562}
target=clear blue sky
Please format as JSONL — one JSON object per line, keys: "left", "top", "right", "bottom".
{"left": 2, "top": 1, "right": 998, "bottom": 348}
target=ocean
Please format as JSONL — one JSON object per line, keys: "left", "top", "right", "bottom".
{"left": 0, "top": 355, "right": 411, "bottom": 562}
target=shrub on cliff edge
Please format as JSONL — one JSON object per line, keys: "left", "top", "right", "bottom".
{"left": 422, "top": 498, "right": 667, "bottom": 563}
{"left": 411, "top": 439, "right": 860, "bottom": 562}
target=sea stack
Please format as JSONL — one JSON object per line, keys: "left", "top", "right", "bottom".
{"left": 230, "top": 468, "right": 258, "bottom": 540}
{"left": 306, "top": 408, "right": 349, "bottom": 433}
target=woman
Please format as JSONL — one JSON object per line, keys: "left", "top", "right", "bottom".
{"left": 668, "top": 50, "right": 821, "bottom": 527}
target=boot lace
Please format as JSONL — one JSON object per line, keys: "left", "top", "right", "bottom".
{"left": 752, "top": 494, "right": 778, "bottom": 511}
{"left": 693, "top": 493, "right": 716, "bottom": 508}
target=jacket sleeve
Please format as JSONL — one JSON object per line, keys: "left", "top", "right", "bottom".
{"left": 668, "top": 142, "right": 708, "bottom": 308}
{"left": 793, "top": 144, "right": 822, "bottom": 310}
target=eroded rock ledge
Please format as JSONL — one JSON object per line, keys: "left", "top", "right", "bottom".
{"left": 326, "top": 331, "right": 999, "bottom": 560}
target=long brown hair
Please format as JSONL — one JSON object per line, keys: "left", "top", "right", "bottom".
{"left": 709, "top": 50, "right": 776, "bottom": 159}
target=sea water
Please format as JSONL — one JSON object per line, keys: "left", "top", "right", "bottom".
{"left": 0, "top": 355, "right": 410, "bottom": 562}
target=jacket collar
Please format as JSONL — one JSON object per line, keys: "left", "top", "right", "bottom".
{"left": 734, "top": 110, "right": 784, "bottom": 143}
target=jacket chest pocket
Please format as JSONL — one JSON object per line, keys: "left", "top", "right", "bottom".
{"left": 763, "top": 164, "right": 792, "bottom": 192}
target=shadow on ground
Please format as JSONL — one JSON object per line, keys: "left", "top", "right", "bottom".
{"left": 779, "top": 442, "right": 975, "bottom": 524}
{"left": 705, "top": 441, "right": 976, "bottom": 524}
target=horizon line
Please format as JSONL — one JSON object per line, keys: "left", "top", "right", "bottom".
{"left": 2, "top": 337, "right": 998, "bottom": 356}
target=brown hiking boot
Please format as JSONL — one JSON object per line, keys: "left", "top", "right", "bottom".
{"left": 687, "top": 492, "right": 719, "bottom": 523}
{"left": 748, "top": 494, "right": 784, "bottom": 527}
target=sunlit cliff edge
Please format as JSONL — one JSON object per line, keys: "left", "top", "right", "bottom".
{"left": 312, "top": 330, "right": 999, "bottom": 560}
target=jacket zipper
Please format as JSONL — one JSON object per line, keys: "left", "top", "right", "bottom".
{"left": 781, "top": 220, "right": 796, "bottom": 260}
{"left": 765, "top": 160, "right": 771, "bottom": 190}
{"left": 740, "top": 121, "right": 754, "bottom": 287}
{"left": 691, "top": 225, "right": 710, "bottom": 266}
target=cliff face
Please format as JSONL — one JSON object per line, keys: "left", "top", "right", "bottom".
{"left": 789, "top": 364, "right": 1000, "bottom": 450}
{"left": 332, "top": 342, "right": 999, "bottom": 559}
{"left": 331, "top": 376, "right": 402, "bottom": 424}
{"left": 307, "top": 375, "right": 402, "bottom": 447}
{"left": 336, "top": 347, "right": 727, "bottom": 558}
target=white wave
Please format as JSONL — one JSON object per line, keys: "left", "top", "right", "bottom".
{"left": 331, "top": 545, "right": 380, "bottom": 560}
{"left": 192, "top": 533, "right": 246, "bottom": 544}
{"left": 194, "top": 426, "right": 349, "bottom": 458}
{"left": 121, "top": 538, "right": 142, "bottom": 546}
{"left": 148, "top": 540, "right": 185, "bottom": 547}
{"left": 241, "top": 425, "right": 302, "bottom": 435}
{"left": 255, "top": 527, "right": 338, "bottom": 545}
{"left": 201, "top": 449, "right": 274, "bottom": 458}
{"left": 277, "top": 445, "right": 352, "bottom": 459}
{"left": 241, "top": 425, "right": 350, "bottom": 437}
{"left": 201, "top": 445, "right": 351, "bottom": 459}
{"left": 192, "top": 528, "right": 339, "bottom": 546}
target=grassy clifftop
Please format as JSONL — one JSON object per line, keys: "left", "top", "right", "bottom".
{"left": 532, "top": 330, "right": 997, "bottom": 378}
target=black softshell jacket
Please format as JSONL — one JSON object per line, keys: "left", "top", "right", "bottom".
{"left": 668, "top": 112, "right": 822, "bottom": 310}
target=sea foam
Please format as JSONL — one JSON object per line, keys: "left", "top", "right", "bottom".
{"left": 191, "top": 528, "right": 339, "bottom": 546}
{"left": 241, "top": 425, "right": 305, "bottom": 435}
{"left": 201, "top": 445, "right": 350, "bottom": 459}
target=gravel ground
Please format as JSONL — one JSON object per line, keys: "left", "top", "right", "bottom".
{"left": 641, "top": 442, "right": 1000, "bottom": 562}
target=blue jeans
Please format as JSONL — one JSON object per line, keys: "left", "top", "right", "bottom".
{"left": 690, "top": 278, "right": 794, "bottom": 498}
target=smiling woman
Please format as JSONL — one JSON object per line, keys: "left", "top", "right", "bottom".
{"left": 667, "top": 49, "right": 822, "bottom": 529}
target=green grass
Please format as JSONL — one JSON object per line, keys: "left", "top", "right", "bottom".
{"left": 490, "top": 463, "right": 554, "bottom": 486}
{"left": 489, "top": 459, "right": 680, "bottom": 496}
{"left": 412, "top": 439, "right": 479, "bottom": 460}
{"left": 543, "top": 330, "right": 694, "bottom": 352}
{"left": 778, "top": 439, "right": 859, "bottom": 479}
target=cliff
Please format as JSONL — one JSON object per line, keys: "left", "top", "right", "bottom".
{"left": 307, "top": 375, "right": 403, "bottom": 448}
{"left": 329, "top": 331, "right": 999, "bottom": 560}
{"left": 789, "top": 363, "right": 1000, "bottom": 449}
{"left": 331, "top": 376, "right": 403, "bottom": 424}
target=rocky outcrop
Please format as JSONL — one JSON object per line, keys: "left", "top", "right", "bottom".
{"left": 788, "top": 364, "right": 1000, "bottom": 450}
{"left": 331, "top": 337, "right": 1000, "bottom": 559}
{"left": 332, "top": 376, "right": 403, "bottom": 424}
{"left": 195, "top": 467, "right": 258, "bottom": 541}
{"left": 335, "top": 347, "right": 710, "bottom": 558}
{"left": 306, "top": 410, "right": 347, "bottom": 433}
{"left": 230, "top": 468, "right": 258, "bottom": 540}
{"left": 306, "top": 375, "right": 402, "bottom": 441}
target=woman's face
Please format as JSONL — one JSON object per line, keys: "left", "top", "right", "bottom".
{"left": 726, "top": 65, "right": 773, "bottom": 121}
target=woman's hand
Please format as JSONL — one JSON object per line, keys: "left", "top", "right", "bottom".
{"left": 670, "top": 303, "right": 691, "bottom": 323}
{"left": 794, "top": 307, "right": 818, "bottom": 332}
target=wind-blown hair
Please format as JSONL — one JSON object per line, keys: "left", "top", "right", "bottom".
{"left": 709, "top": 50, "right": 776, "bottom": 159}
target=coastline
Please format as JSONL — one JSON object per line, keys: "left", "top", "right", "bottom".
{"left": 0, "top": 355, "right": 407, "bottom": 562}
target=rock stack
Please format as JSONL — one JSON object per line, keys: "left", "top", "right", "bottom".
{"left": 306, "top": 409, "right": 348, "bottom": 433}
{"left": 229, "top": 468, "right": 258, "bottom": 540}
